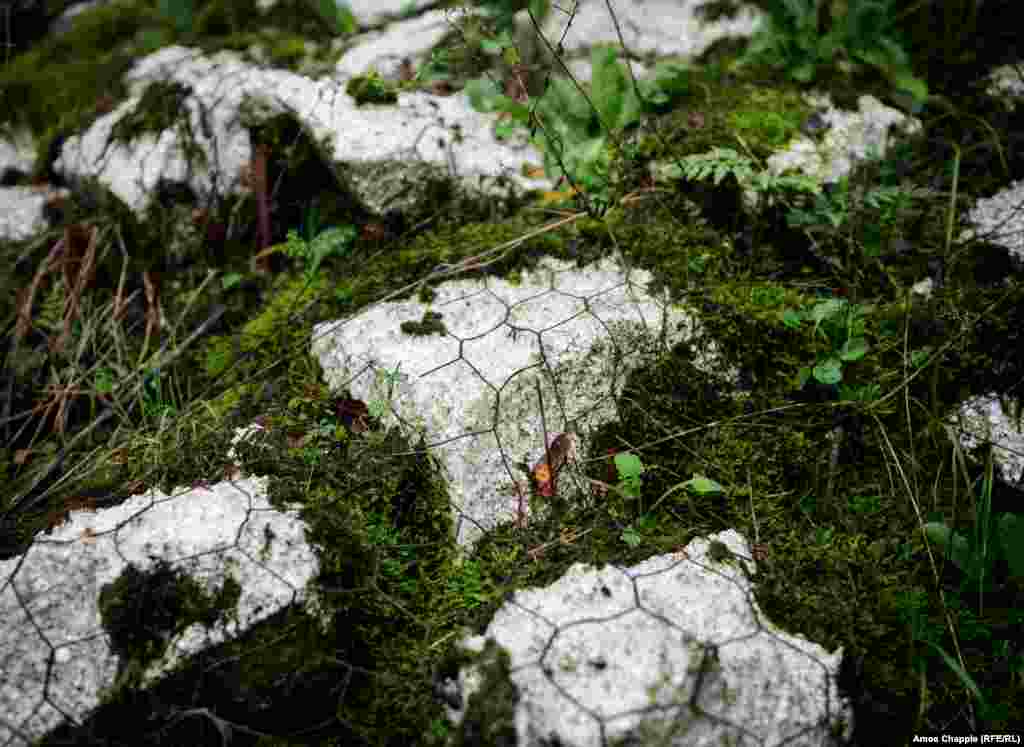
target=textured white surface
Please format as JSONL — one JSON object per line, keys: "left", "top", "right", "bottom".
{"left": 0, "top": 429, "right": 318, "bottom": 747}
{"left": 312, "top": 252, "right": 734, "bottom": 548}
{"left": 55, "top": 44, "right": 551, "bottom": 217}
{"left": 766, "top": 93, "right": 922, "bottom": 185}
{"left": 541, "top": 0, "right": 762, "bottom": 60}
{"left": 0, "top": 187, "right": 53, "bottom": 242}
{"left": 960, "top": 179, "right": 1024, "bottom": 262}
{"left": 449, "top": 529, "right": 849, "bottom": 746}
{"left": 952, "top": 394, "right": 1024, "bottom": 486}
{"left": 334, "top": 9, "right": 454, "bottom": 80}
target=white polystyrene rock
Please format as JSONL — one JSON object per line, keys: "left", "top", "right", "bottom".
{"left": 0, "top": 187, "right": 54, "bottom": 242}
{"left": 312, "top": 252, "right": 736, "bottom": 548}
{"left": 0, "top": 426, "right": 319, "bottom": 747}
{"left": 766, "top": 93, "right": 922, "bottom": 185}
{"left": 541, "top": 0, "right": 763, "bottom": 60}
{"left": 959, "top": 179, "right": 1024, "bottom": 263}
{"left": 334, "top": 9, "right": 454, "bottom": 80}
{"left": 951, "top": 394, "right": 1024, "bottom": 486}
{"left": 446, "top": 529, "right": 850, "bottom": 746}
{"left": 55, "top": 45, "right": 552, "bottom": 219}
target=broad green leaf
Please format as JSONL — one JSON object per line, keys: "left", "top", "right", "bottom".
{"left": 810, "top": 299, "right": 846, "bottom": 326}
{"left": 464, "top": 77, "right": 503, "bottom": 112}
{"left": 614, "top": 452, "right": 645, "bottom": 479}
{"left": 683, "top": 475, "right": 724, "bottom": 495}
{"left": 621, "top": 525, "right": 642, "bottom": 547}
{"left": 813, "top": 357, "right": 842, "bottom": 384}
{"left": 840, "top": 337, "right": 868, "bottom": 361}
{"left": 543, "top": 76, "right": 593, "bottom": 132}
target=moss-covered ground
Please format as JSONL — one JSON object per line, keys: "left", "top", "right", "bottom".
{"left": 2, "top": 1, "right": 1024, "bottom": 744}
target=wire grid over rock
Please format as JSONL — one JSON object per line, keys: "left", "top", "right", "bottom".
{"left": 310, "top": 250, "right": 737, "bottom": 549}
{"left": 444, "top": 530, "right": 849, "bottom": 747}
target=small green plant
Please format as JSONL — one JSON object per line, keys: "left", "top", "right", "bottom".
{"left": 896, "top": 586, "right": 1009, "bottom": 725}
{"left": 94, "top": 367, "right": 115, "bottom": 397}
{"left": 278, "top": 225, "right": 357, "bottom": 282}
{"left": 924, "top": 451, "right": 1024, "bottom": 595}
{"left": 784, "top": 297, "right": 869, "bottom": 386}
{"left": 368, "top": 363, "right": 406, "bottom": 420}
{"left": 620, "top": 514, "right": 657, "bottom": 548}
{"left": 786, "top": 177, "right": 852, "bottom": 232}
{"left": 681, "top": 474, "right": 725, "bottom": 496}
{"left": 141, "top": 367, "right": 178, "bottom": 421}
{"left": 447, "top": 555, "right": 490, "bottom": 608}
{"left": 613, "top": 452, "right": 645, "bottom": 499}
{"left": 221, "top": 272, "right": 243, "bottom": 290}
{"left": 738, "top": 0, "right": 928, "bottom": 106}
{"left": 786, "top": 173, "right": 920, "bottom": 260}
{"left": 465, "top": 45, "right": 692, "bottom": 216}
{"left": 346, "top": 70, "right": 399, "bottom": 106}
{"left": 655, "top": 146, "right": 821, "bottom": 213}
{"left": 839, "top": 381, "right": 880, "bottom": 402}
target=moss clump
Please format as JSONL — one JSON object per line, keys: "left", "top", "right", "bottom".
{"left": 196, "top": 272, "right": 328, "bottom": 380}
{"left": 445, "top": 638, "right": 519, "bottom": 747}
{"left": 346, "top": 72, "right": 399, "bottom": 106}
{"left": 98, "top": 560, "right": 242, "bottom": 694}
{"left": 401, "top": 310, "right": 448, "bottom": 337}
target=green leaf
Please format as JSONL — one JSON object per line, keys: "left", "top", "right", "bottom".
{"left": 791, "top": 63, "right": 816, "bottom": 82}
{"left": 620, "top": 525, "right": 643, "bottom": 548}
{"left": 464, "top": 77, "right": 503, "bottom": 112}
{"left": 920, "top": 639, "right": 988, "bottom": 707}
{"left": 893, "top": 73, "right": 929, "bottom": 108}
{"left": 683, "top": 475, "right": 724, "bottom": 495}
{"left": 782, "top": 308, "right": 803, "bottom": 328}
{"left": 810, "top": 298, "right": 846, "bottom": 327}
{"left": 614, "top": 452, "right": 645, "bottom": 480}
{"left": 924, "top": 522, "right": 973, "bottom": 572}
{"left": 839, "top": 337, "right": 868, "bottom": 361}
{"left": 813, "top": 357, "right": 842, "bottom": 384}
{"left": 543, "top": 76, "right": 593, "bottom": 132}
{"left": 590, "top": 46, "right": 643, "bottom": 132}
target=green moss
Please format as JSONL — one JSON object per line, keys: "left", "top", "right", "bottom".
{"left": 97, "top": 560, "right": 242, "bottom": 697}
{"left": 108, "top": 80, "right": 210, "bottom": 174}
{"left": 346, "top": 71, "right": 400, "bottom": 106}
{"left": 197, "top": 273, "right": 328, "bottom": 379}
{"left": 706, "top": 538, "right": 734, "bottom": 564}
{"left": 446, "top": 639, "right": 518, "bottom": 747}
{"left": 0, "top": 0, "right": 166, "bottom": 134}
{"left": 266, "top": 34, "right": 310, "bottom": 68}
{"left": 401, "top": 310, "right": 448, "bottom": 337}
{"left": 7, "top": 10, "right": 1020, "bottom": 740}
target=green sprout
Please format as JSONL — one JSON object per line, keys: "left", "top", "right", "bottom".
{"left": 614, "top": 452, "right": 645, "bottom": 499}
